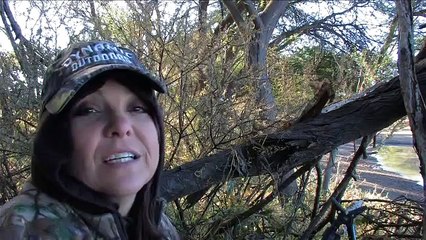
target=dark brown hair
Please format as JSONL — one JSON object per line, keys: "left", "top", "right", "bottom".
{"left": 32, "top": 70, "right": 165, "bottom": 239}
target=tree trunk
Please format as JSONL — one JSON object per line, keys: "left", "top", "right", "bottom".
{"left": 395, "top": 0, "right": 426, "bottom": 236}
{"left": 248, "top": 31, "right": 278, "bottom": 121}
{"left": 222, "top": 0, "right": 289, "bottom": 122}
{"left": 322, "top": 148, "right": 338, "bottom": 194}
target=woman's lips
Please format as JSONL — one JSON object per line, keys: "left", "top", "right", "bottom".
{"left": 104, "top": 152, "right": 139, "bottom": 163}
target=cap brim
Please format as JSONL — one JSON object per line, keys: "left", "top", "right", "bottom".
{"left": 45, "top": 64, "right": 166, "bottom": 114}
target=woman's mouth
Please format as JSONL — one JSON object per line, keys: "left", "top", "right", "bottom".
{"left": 104, "top": 152, "right": 138, "bottom": 164}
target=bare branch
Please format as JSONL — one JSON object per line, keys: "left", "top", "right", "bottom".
{"left": 301, "top": 136, "right": 371, "bottom": 239}
{"left": 210, "top": 162, "right": 312, "bottom": 236}
{"left": 270, "top": 2, "right": 363, "bottom": 49}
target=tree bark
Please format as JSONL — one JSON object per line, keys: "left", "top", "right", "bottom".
{"left": 220, "top": 0, "right": 289, "bottom": 122}
{"left": 395, "top": 0, "right": 426, "bottom": 236}
{"left": 322, "top": 148, "right": 338, "bottom": 194}
{"left": 246, "top": 0, "right": 289, "bottom": 122}
{"left": 198, "top": 0, "right": 209, "bottom": 33}
{"left": 160, "top": 67, "right": 426, "bottom": 202}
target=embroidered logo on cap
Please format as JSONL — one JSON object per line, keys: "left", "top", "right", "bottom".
{"left": 61, "top": 42, "right": 135, "bottom": 73}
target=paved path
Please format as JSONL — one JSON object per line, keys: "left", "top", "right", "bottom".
{"left": 333, "top": 126, "right": 424, "bottom": 201}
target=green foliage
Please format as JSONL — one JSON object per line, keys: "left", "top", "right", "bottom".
{"left": 268, "top": 45, "right": 396, "bottom": 120}
{"left": 0, "top": 51, "right": 35, "bottom": 202}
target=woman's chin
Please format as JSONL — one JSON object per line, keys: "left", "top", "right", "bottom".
{"left": 102, "top": 180, "right": 146, "bottom": 197}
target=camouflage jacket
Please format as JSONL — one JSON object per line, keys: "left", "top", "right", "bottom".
{"left": 0, "top": 183, "right": 179, "bottom": 239}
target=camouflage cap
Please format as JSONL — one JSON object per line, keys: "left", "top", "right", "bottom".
{"left": 41, "top": 40, "right": 166, "bottom": 115}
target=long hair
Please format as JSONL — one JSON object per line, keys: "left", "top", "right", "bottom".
{"left": 32, "top": 70, "right": 165, "bottom": 239}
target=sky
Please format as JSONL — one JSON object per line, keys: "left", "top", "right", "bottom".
{"left": 0, "top": 1, "right": 178, "bottom": 52}
{"left": 0, "top": 0, "right": 422, "bottom": 58}
{"left": 0, "top": 1, "right": 71, "bottom": 51}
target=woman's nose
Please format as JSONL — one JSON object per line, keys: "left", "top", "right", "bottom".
{"left": 105, "top": 113, "right": 132, "bottom": 138}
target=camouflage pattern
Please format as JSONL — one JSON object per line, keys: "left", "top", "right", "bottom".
{"left": 0, "top": 183, "right": 179, "bottom": 239}
{"left": 42, "top": 40, "right": 166, "bottom": 115}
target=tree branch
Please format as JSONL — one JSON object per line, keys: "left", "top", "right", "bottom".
{"left": 270, "top": 1, "right": 366, "bottom": 50}
{"left": 257, "top": 0, "right": 288, "bottom": 41}
{"left": 198, "top": 0, "right": 209, "bottom": 32}
{"left": 242, "top": 0, "right": 263, "bottom": 30}
{"left": 301, "top": 136, "right": 371, "bottom": 239}
{"left": 259, "top": 0, "right": 289, "bottom": 27}
{"left": 1, "top": 0, "right": 23, "bottom": 40}
{"left": 160, "top": 63, "right": 426, "bottom": 202}
{"left": 221, "top": 0, "right": 247, "bottom": 35}
{"left": 209, "top": 161, "right": 313, "bottom": 236}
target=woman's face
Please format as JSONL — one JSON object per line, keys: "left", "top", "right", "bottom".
{"left": 68, "top": 79, "right": 159, "bottom": 202}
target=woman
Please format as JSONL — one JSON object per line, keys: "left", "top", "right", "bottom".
{"left": 0, "top": 40, "right": 179, "bottom": 239}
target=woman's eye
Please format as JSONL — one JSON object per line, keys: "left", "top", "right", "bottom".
{"left": 131, "top": 106, "right": 147, "bottom": 113}
{"left": 73, "top": 106, "right": 99, "bottom": 116}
